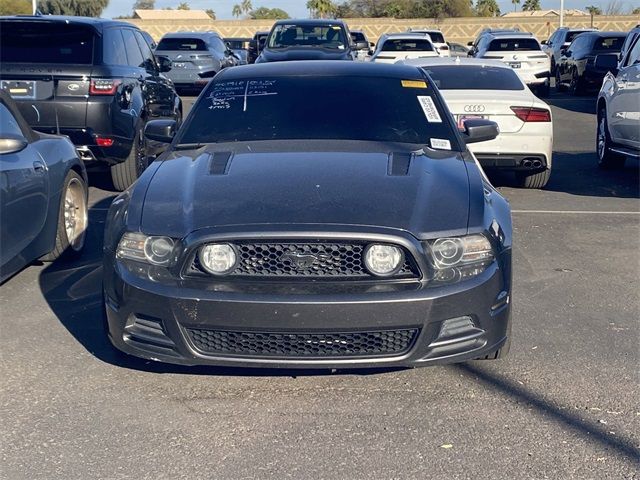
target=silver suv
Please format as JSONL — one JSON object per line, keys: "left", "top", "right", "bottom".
{"left": 155, "top": 32, "right": 236, "bottom": 92}
{"left": 596, "top": 27, "right": 640, "bottom": 168}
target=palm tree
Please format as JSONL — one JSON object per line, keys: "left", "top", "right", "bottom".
{"left": 240, "top": 0, "right": 252, "bottom": 14}
{"left": 232, "top": 4, "right": 242, "bottom": 17}
{"left": 511, "top": 0, "right": 520, "bottom": 12}
{"left": 307, "top": 0, "right": 335, "bottom": 19}
{"left": 585, "top": 5, "right": 602, "bottom": 15}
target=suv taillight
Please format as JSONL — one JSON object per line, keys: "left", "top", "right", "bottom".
{"left": 90, "top": 78, "right": 122, "bottom": 95}
{"left": 511, "top": 106, "right": 551, "bottom": 122}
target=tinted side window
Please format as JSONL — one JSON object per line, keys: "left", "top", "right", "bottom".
{"left": 103, "top": 28, "right": 127, "bottom": 66}
{"left": 623, "top": 36, "right": 640, "bottom": 67}
{"left": 210, "top": 37, "right": 227, "bottom": 53}
{"left": 122, "top": 29, "right": 144, "bottom": 68}
{"left": 134, "top": 31, "right": 157, "bottom": 71}
{"left": 0, "top": 103, "right": 25, "bottom": 137}
{"left": 593, "top": 36, "right": 625, "bottom": 52}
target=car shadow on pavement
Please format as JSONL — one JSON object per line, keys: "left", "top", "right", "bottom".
{"left": 38, "top": 198, "right": 404, "bottom": 378}
{"left": 545, "top": 94, "right": 598, "bottom": 115}
{"left": 487, "top": 151, "right": 639, "bottom": 199}
{"left": 458, "top": 363, "right": 640, "bottom": 465}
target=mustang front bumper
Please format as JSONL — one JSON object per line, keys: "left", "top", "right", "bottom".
{"left": 104, "top": 251, "right": 512, "bottom": 369}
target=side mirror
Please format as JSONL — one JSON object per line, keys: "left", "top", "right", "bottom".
{"left": 144, "top": 119, "right": 176, "bottom": 144}
{"left": 369, "top": 41, "right": 375, "bottom": 48}
{"left": 249, "top": 39, "right": 257, "bottom": 50}
{"left": 156, "top": 55, "right": 172, "bottom": 73}
{"left": 467, "top": 41, "right": 474, "bottom": 46}
{"left": 0, "top": 134, "right": 28, "bottom": 155}
{"left": 355, "top": 41, "right": 369, "bottom": 50}
{"left": 594, "top": 53, "right": 618, "bottom": 74}
{"left": 461, "top": 119, "right": 499, "bottom": 144}
{"left": 541, "top": 40, "right": 548, "bottom": 45}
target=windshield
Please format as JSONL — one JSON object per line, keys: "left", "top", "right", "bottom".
{"left": 381, "top": 39, "right": 434, "bottom": 52}
{"left": 488, "top": 38, "right": 540, "bottom": 51}
{"left": 179, "top": 75, "right": 456, "bottom": 146}
{"left": 268, "top": 24, "right": 348, "bottom": 49}
{"left": 0, "top": 21, "right": 94, "bottom": 64}
{"left": 422, "top": 65, "right": 524, "bottom": 90}
{"left": 157, "top": 37, "right": 208, "bottom": 51}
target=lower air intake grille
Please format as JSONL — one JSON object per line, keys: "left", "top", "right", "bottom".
{"left": 186, "top": 328, "right": 419, "bottom": 358}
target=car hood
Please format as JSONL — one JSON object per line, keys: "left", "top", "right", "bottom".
{"left": 139, "top": 141, "right": 474, "bottom": 239}
{"left": 257, "top": 47, "right": 352, "bottom": 62}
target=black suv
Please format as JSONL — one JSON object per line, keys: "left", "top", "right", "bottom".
{"left": 0, "top": 16, "right": 181, "bottom": 191}
{"left": 256, "top": 19, "right": 359, "bottom": 63}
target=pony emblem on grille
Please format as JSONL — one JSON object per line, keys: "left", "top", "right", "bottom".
{"left": 280, "top": 251, "right": 331, "bottom": 269}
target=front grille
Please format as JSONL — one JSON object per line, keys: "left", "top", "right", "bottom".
{"left": 186, "top": 328, "right": 419, "bottom": 358}
{"left": 188, "top": 241, "right": 419, "bottom": 279}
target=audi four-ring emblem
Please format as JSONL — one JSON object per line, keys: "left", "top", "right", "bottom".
{"left": 464, "top": 104, "right": 486, "bottom": 113}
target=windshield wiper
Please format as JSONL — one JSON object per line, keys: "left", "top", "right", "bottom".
{"left": 174, "top": 142, "right": 207, "bottom": 150}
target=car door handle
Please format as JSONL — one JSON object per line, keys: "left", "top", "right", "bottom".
{"left": 33, "top": 160, "right": 46, "bottom": 172}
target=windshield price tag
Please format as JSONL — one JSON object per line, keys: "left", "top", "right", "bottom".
{"left": 430, "top": 138, "right": 451, "bottom": 150}
{"left": 417, "top": 96, "right": 442, "bottom": 123}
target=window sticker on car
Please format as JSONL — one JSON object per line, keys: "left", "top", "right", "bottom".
{"left": 417, "top": 96, "right": 442, "bottom": 123}
{"left": 401, "top": 80, "right": 428, "bottom": 89}
{"left": 208, "top": 79, "right": 278, "bottom": 111}
{"left": 430, "top": 138, "right": 451, "bottom": 150}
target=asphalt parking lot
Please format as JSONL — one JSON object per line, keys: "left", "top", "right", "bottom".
{"left": 1, "top": 90, "right": 638, "bottom": 479}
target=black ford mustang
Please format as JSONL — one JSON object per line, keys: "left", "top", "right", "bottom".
{"left": 103, "top": 61, "right": 513, "bottom": 368}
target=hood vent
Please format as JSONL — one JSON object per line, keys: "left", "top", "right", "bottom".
{"left": 388, "top": 152, "right": 412, "bottom": 176}
{"left": 209, "top": 151, "right": 233, "bottom": 175}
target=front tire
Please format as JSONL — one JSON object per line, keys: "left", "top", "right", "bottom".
{"left": 597, "top": 108, "right": 625, "bottom": 169}
{"left": 569, "top": 69, "right": 584, "bottom": 96}
{"left": 555, "top": 69, "right": 565, "bottom": 92}
{"left": 516, "top": 169, "right": 551, "bottom": 189}
{"left": 41, "top": 170, "right": 88, "bottom": 261}
{"left": 110, "top": 128, "right": 148, "bottom": 191}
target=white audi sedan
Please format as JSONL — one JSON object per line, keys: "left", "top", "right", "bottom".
{"left": 370, "top": 33, "right": 439, "bottom": 64}
{"left": 399, "top": 57, "right": 553, "bottom": 188}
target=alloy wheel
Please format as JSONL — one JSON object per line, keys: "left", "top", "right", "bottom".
{"left": 64, "top": 177, "right": 88, "bottom": 251}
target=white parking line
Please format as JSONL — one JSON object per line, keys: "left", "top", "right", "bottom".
{"left": 512, "top": 209, "right": 639, "bottom": 215}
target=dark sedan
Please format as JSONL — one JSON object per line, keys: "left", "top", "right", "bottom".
{"left": 103, "top": 62, "right": 513, "bottom": 369}
{"left": 555, "top": 31, "right": 627, "bottom": 95}
{"left": 0, "top": 91, "right": 88, "bottom": 283}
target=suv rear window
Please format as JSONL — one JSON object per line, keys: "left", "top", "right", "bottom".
{"left": 180, "top": 75, "right": 456, "bottom": 146}
{"left": 422, "top": 65, "right": 524, "bottom": 90}
{"left": 0, "top": 21, "right": 94, "bottom": 64}
{"left": 593, "top": 36, "right": 625, "bottom": 51}
{"left": 381, "top": 39, "right": 434, "bottom": 52}
{"left": 157, "top": 38, "right": 208, "bottom": 51}
{"left": 488, "top": 38, "right": 540, "bottom": 51}
{"left": 421, "top": 32, "right": 445, "bottom": 43}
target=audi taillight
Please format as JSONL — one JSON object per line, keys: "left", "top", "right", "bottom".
{"left": 511, "top": 106, "right": 551, "bottom": 122}
{"left": 89, "top": 78, "right": 121, "bottom": 95}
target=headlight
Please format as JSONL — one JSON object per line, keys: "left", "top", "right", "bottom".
{"left": 116, "top": 232, "right": 176, "bottom": 266}
{"left": 427, "top": 234, "right": 494, "bottom": 270}
{"left": 199, "top": 243, "right": 238, "bottom": 275}
{"left": 364, "top": 244, "right": 404, "bottom": 276}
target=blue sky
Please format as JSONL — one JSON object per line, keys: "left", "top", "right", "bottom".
{"left": 103, "top": 0, "right": 634, "bottom": 20}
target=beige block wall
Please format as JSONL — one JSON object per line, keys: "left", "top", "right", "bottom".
{"left": 127, "top": 14, "right": 639, "bottom": 44}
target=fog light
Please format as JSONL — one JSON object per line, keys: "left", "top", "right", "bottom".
{"left": 199, "top": 243, "right": 237, "bottom": 275}
{"left": 364, "top": 244, "right": 404, "bottom": 276}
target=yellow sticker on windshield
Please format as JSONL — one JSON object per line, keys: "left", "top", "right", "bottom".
{"left": 401, "top": 80, "right": 428, "bottom": 89}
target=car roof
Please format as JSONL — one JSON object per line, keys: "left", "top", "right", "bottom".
{"left": 399, "top": 57, "right": 508, "bottom": 69}
{"left": 161, "top": 31, "right": 220, "bottom": 39}
{"left": 409, "top": 29, "right": 443, "bottom": 33}
{"left": 272, "top": 18, "right": 347, "bottom": 26}
{"left": 225, "top": 37, "right": 251, "bottom": 41}
{"left": 0, "top": 14, "right": 135, "bottom": 30}
{"left": 216, "top": 61, "right": 426, "bottom": 81}
{"left": 580, "top": 31, "right": 627, "bottom": 37}
{"left": 488, "top": 32, "right": 534, "bottom": 38}
{"left": 380, "top": 33, "right": 434, "bottom": 40}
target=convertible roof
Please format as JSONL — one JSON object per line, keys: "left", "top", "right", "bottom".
{"left": 216, "top": 60, "right": 426, "bottom": 80}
